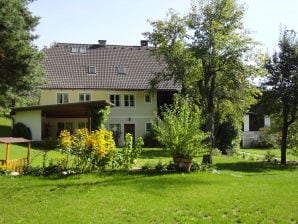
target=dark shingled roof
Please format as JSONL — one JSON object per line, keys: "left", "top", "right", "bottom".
{"left": 42, "top": 42, "right": 180, "bottom": 90}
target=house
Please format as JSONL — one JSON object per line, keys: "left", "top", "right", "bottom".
{"left": 242, "top": 104, "right": 270, "bottom": 148}
{"left": 11, "top": 40, "right": 179, "bottom": 145}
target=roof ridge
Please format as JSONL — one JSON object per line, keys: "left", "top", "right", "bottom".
{"left": 53, "top": 42, "right": 154, "bottom": 49}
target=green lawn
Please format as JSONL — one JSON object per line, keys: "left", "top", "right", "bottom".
{"left": 0, "top": 147, "right": 297, "bottom": 224}
{"left": 0, "top": 116, "right": 297, "bottom": 223}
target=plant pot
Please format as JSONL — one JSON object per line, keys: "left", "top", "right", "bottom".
{"left": 173, "top": 157, "right": 193, "bottom": 172}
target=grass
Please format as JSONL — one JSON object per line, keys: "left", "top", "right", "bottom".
{"left": 0, "top": 116, "right": 297, "bottom": 223}
{"left": 0, "top": 147, "right": 297, "bottom": 223}
{"left": 240, "top": 148, "right": 297, "bottom": 161}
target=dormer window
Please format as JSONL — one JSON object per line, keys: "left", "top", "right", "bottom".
{"left": 79, "top": 47, "right": 87, "bottom": 53}
{"left": 117, "top": 66, "right": 127, "bottom": 75}
{"left": 88, "top": 66, "right": 96, "bottom": 75}
{"left": 71, "top": 47, "right": 79, "bottom": 53}
{"left": 70, "top": 47, "right": 87, "bottom": 53}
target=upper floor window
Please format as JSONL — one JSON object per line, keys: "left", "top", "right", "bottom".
{"left": 57, "top": 93, "right": 69, "bottom": 104}
{"left": 70, "top": 47, "right": 87, "bottom": 54}
{"left": 88, "top": 66, "right": 96, "bottom": 75}
{"left": 144, "top": 94, "right": 152, "bottom": 104}
{"left": 124, "top": 94, "right": 135, "bottom": 107}
{"left": 79, "top": 93, "right": 91, "bottom": 102}
{"left": 110, "top": 94, "right": 120, "bottom": 107}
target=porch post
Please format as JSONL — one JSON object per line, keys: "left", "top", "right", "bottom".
{"left": 27, "top": 142, "right": 31, "bottom": 164}
{"left": 5, "top": 143, "right": 10, "bottom": 161}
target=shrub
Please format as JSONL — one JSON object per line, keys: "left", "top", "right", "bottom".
{"left": 116, "top": 133, "right": 144, "bottom": 169}
{"left": 264, "top": 150, "right": 276, "bottom": 162}
{"left": 58, "top": 128, "right": 117, "bottom": 171}
{"left": 153, "top": 94, "right": 208, "bottom": 159}
{"left": 11, "top": 122, "right": 32, "bottom": 139}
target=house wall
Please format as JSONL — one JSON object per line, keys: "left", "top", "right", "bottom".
{"left": 242, "top": 114, "right": 271, "bottom": 148}
{"left": 40, "top": 89, "right": 157, "bottom": 145}
{"left": 13, "top": 110, "right": 42, "bottom": 141}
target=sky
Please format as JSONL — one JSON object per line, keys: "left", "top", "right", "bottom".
{"left": 28, "top": 0, "right": 298, "bottom": 54}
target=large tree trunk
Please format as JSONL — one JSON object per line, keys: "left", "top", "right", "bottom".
{"left": 280, "top": 123, "right": 288, "bottom": 165}
{"left": 280, "top": 105, "right": 289, "bottom": 165}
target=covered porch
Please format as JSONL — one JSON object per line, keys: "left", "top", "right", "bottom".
{"left": 11, "top": 100, "right": 113, "bottom": 140}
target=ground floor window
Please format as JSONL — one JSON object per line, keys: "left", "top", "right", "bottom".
{"left": 57, "top": 122, "right": 73, "bottom": 136}
{"left": 145, "top": 122, "right": 152, "bottom": 135}
{"left": 78, "top": 121, "right": 88, "bottom": 129}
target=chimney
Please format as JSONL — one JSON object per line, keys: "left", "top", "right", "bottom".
{"left": 98, "top": 40, "right": 107, "bottom": 46}
{"left": 140, "top": 40, "right": 149, "bottom": 47}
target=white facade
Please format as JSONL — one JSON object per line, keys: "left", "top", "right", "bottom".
{"left": 13, "top": 110, "right": 42, "bottom": 141}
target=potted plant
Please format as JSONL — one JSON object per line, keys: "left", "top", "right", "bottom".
{"left": 153, "top": 94, "right": 208, "bottom": 172}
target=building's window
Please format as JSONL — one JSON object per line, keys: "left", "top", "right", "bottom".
{"left": 79, "top": 47, "right": 87, "bottom": 53}
{"left": 57, "top": 122, "right": 73, "bottom": 136}
{"left": 109, "top": 124, "right": 121, "bottom": 138}
{"left": 109, "top": 94, "right": 120, "bottom": 107}
{"left": 144, "top": 94, "right": 152, "bottom": 103}
{"left": 88, "top": 66, "right": 96, "bottom": 74}
{"left": 71, "top": 47, "right": 79, "bottom": 53}
{"left": 78, "top": 121, "right": 88, "bottom": 129}
{"left": 145, "top": 122, "right": 152, "bottom": 135}
{"left": 79, "top": 93, "right": 91, "bottom": 102}
{"left": 117, "top": 66, "right": 127, "bottom": 75}
{"left": 57, "top": 93, "right": 69, "bottom": 104}
{"left": 65, "top": 122, "right": 73, "bottom": 133}
{"left": 124, "top": 94, "right": 135, "bottom": 107}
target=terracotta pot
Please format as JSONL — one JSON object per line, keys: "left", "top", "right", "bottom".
{"left": 173, "top": 157, "right": 193, "bottom": 172}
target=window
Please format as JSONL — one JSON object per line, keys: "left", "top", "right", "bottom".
{"left": 124, "top": 94, "right": 135, "bottom": 107}
{"left": 144, "top": 94, "right": 152, "bottom": 103}
{"left": 78, "top": 121, "right": 88, "bottom": 129}
{"left": 79, "top": 93, "right": 91, "bottom": 102}
{"left": 109, "top": 124, "right": 121, "bottom": 138}
{"left": 79, "top": 47, "right": 87, "bottom": 53}
{"left": 88, "top": 66, "right": 96, "bottom": 74}
{"left": 109, "top": 94, "right": 120, "bottom": 107}
{"left": 145, "top": 123, "right": 152, "bottom": 135}
{"left": 57, "top": 93, "right": 69, "bottom": 104}
{"left": 70, "top": 47, "right": 79, "bottom": 53}
{"left": 117, "top": 66, "right": 127, "bottom": 75}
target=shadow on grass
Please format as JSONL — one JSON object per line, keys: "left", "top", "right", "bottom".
{"left": 140, "top": 148, "right": 171, "bottom": 158}
{"left": 215, "top": 161, "right": 297, "bottom": 173}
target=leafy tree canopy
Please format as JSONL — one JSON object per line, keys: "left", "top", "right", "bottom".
{"left": 261, "top": 28, "right": 298, "bottom": 164}
{"left": 0, "top": 0, "right": 44, "bottom": 114}
{"left": 145, "top": 0, "right": 261, "bottom": 150}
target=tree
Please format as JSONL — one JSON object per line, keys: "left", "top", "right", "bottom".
{"left": 262, "top": 29, "right": 298, "bottom": 165}
{"left": 0, "top": 0, "right": 44, "bottom": 113}
{"left": 145, "top": 0, "right": 259, "bottom": 152}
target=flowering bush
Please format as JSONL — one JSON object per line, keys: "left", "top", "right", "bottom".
{"left": 59, "top": 128, "right": 117, "bottom": 171}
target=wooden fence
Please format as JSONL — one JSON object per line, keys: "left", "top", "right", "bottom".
{"left": 0, "top": 158, "right": 28, "bottom": 172}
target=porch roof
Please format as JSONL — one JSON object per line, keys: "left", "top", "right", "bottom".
{"left": 11, "top": 100, "right": 113, "bottom": 118}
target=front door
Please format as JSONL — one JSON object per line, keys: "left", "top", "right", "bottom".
{"left": 124, "top": 124, "right": 135, "bottom": 141}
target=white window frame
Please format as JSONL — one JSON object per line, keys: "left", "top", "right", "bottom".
{"left": 79, "top": 93, "right": 91, "bottom": 102}
{"left": 144, "top": 93, "right": 152, "bottom": 104}
{"left": 124, "top": 94, "right": 135, "bottom": 108}
{"left": 57, "top": 93, "right": 69, "bottom": 104}
{"left": 109, "top": 94, "right": 121, "bottom": 107}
